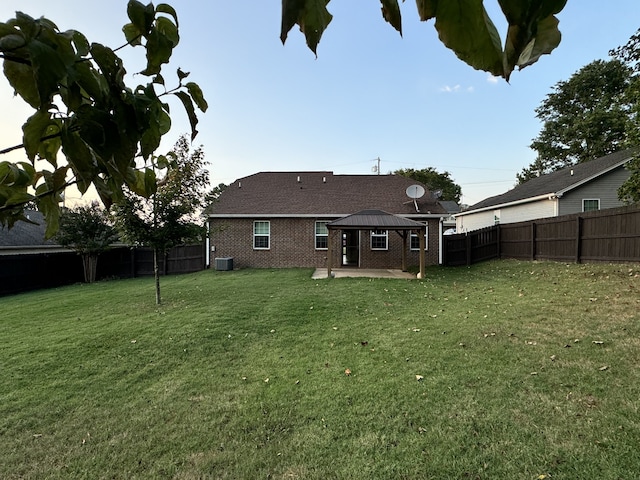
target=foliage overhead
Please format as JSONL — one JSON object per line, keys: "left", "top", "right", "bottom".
{"left": 394, "top": 167, "right": 462, "bottom": 203}
{"left": 517, "top": 59, "right": 635, "bottom": 184}
{"left": 55, "top": 201, "right": 118, "bottom": 283}
{"left": 0, "top": 1, "right": 207, "bottom": 237}
{"left": 280, "top": 0, "right": 567, "bottom": 81}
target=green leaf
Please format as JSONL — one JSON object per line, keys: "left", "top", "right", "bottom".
{"left": 500, "top": 0, "right": 566, "bottom": 76}
{"left": 23, "top": 111, "right": 54, "bottom": 162}
{"left": 185, "top": 82, "right": 208, "bottom": 112}
{"left": 3, "top": 57, "right": 40, "bottom": 108}
{"left": 70, "top": 29, "right": 90, "bottom": 56}
{"left": 155, "top": 16, "right": 179, "bottom": 45}
{"left": 380, "top": 0, "right": 403, "bottom": 36}
{"left": 177, "top": 67, "right": 189, "bottom": 81}
{"left": 0, "top": 33, "right": 26, "bottom": 50}
{"left": 281, "top": 0, "right": 306, "bottom": 44}
{"left": 280, "top": 0, "right": 333, "bottom": 55}
{"left": 27, "top": 38, "right": 68, "bottom": 105}
{"left": 173, "top": 90, "right": 199, "bottom": 140}
{"left": 142, "top": 26, "right": 175, "bottom": 75}
{"left": 416, "top": 0, "right": 438, "bottom": 21}
{"left": 156, "top": 4, "right": 179, "bottom": 28}
{"left": 127, "top": 0, "right": 155, "bottom": 36}
{"left": 433, "top": 0, "right": 504, "bottom": 78}
{"left": 61, "top": 125, "right": 98, "bottom": 194}
{"left": 122, "top": 22, "right": 143, "bottom": 46}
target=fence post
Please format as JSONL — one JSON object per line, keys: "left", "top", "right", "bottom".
{"left": 531, "top": 222, "right": 537, "bottom": 260}
{"left": 575, "top": 216, "right": 583, "bottom": 264}
{"left": 496, "top": 224, "right": 501, "bottom": 259}
{"left": 466, "top": 232, "right": 472, "bottom": 266}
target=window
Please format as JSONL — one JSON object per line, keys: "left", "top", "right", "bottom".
{"left": 583, "top": 199, "right": 600, "bottom": 212}
{"left": 315, "top": 221, "right": 329, "bottom": 250}
{"left": 253, "top": 221, "right": 270, "bottom": 249}
{"left": 370, "top": 229, "right": 388, "bottom": 250}
{"left": 410, "top": 224, "right": 429, "bottom": 251}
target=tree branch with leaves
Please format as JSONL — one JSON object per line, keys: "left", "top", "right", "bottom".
{"left": 281, "top": 0, "right": 568, "bottom": 81}
{"left": 0, "top": 1, "right": 207, "bottom": 237}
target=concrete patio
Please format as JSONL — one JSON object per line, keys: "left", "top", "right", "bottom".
{"left": 311, "top": 268, "right": 417, "bottom": 280}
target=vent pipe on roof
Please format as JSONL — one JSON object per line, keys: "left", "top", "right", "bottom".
{"left": 238, "top": 181, "right": 242, "bottom": 188}
{"left": 297, "top": 175, "right": 301, "bottom": 183}
{"left": 570, "top": 169, "right": 574, "bottom": 176}
{"left": 323, "top": 176, "right": 326, "bottom": 183}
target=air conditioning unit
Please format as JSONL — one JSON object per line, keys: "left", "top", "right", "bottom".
{"left": 214, "top": 257, "right": 234, "bottom": 271}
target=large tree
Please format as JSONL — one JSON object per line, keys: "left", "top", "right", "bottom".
{"left": 611, "top": 28, "right": 640, "bottom": 203}
{"left": 517, "top": 59, "right": 635, "bottom": 184}
{"left": 0, "top": 1, "right": 207, "bottom": 236}
{"left": 55, "top": 202, "right": 118, "bottom": 283}
{"left": 394, "top": 167, "right": 462, "bottom": 203}
{"left": 112, "top": 135, "right": 209, "bottom": 304}
{"left": 281, "top": 0, "right": 568, "bottom": 81}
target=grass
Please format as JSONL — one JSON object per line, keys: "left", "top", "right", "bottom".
{"left": 1, "top": 260, "right": 639, "bottom": 479}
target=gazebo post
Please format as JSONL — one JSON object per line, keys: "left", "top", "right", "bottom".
{"left": 400, "top": 231, "right": 408, "bottom": 271}
{"left": 327, "top": 228, "right": 333, "bottom": 278}
{"left": 418, "top": 228, "right": 426, "bottom": 279}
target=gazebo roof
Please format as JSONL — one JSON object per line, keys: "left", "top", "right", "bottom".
{"left": 327, "top": 209, "right": 425, "bottom": 230}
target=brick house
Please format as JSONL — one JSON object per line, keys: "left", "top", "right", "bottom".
{"left": 206, "top": 172, "right": 449, "bottom": 270}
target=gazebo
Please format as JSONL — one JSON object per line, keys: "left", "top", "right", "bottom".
{"left": 326, "top": 209, "right": 427, "bottom": 279}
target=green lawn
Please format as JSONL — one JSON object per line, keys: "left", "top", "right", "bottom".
{"left": 1, "top": 260, "right": 639, "bottom": 479}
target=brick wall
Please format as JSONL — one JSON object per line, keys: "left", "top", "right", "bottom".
{"left": 209, "top": 217, "right": 441, "bottom": 269}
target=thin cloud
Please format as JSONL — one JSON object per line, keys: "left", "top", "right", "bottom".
{"left": 440, "top": 84, "right": 475, "bottom": 93}
{"left": 486, "top": 74, "right": 499, "bottom": 84}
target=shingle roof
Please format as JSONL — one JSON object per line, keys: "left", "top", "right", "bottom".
{"left": 0, "top": 211, "right": 56, "bottom": 247}
{"left": 207, "top": 172, "right": 447, "bottom": 216}
{"left": 465, "top": 149, "right": 636, "bottom": 213}
{"left": 327, "top": 210, "right": 426, "bottom": 229}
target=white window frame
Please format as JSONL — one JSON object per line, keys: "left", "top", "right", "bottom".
{"left": 253, "top": 221, "right": 270, "bottom": 250}
{"left": 370, "top": 229, "right": 388, "bottom": 250}
{"left": 582, "top": 199, "right": 600, "bottom": 212}
{"left": 315, "top": 221, "right": 329, "bottom": 250}
{"left": 410, "top": 224, "right": 429, "bottom": 251}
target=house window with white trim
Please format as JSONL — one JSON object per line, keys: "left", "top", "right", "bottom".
{"left": 253, "top": 221, "right": 270, "bottom": 249}
{"left": 370, "top": 229, "right": 388, "bottom": 250}
{"left": 410, "top": 224, "right": 428, "bottom": 251}
{"left": 582, "top": 199, "right": 600, "bottom": 212}
{"left": 315, "top": 221, "right": 329, "bottom": 250}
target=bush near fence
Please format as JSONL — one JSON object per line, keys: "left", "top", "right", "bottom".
{"left": 0, "top": 244, "right": 206, "bottom": 296}
{"left": 443, "top": 204, "right": 640, "bottom": 266}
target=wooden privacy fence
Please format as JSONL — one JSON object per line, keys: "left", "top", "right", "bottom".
{"left": 0, "top": 243, "right": 206, "bottom": 296}
{"left": 443, "top": 204, "right": 640, "bottom": 266}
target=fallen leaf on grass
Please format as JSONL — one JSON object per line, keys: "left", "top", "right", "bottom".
{"left": 415, "top": 375, "right": 424, "bottom": 381}
{"left": 344, "top": 368, "right": 351, "bottom": 376}
{"left": 264, "top": 378, "right": 270, "bottom": 383}
{"left": 593, "top": 341, "right": 604, "bottom": 345}
{"left": 599, "top": 366, "right": 609, "bottom": 371}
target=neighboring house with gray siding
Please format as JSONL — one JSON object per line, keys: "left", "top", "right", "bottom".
{"left": 455, "top": 149, "right": 636, "bottom": 232}
{"left": 206, "top": 172, "right": 449, "bottom": 270}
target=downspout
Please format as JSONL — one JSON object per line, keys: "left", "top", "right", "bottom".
{"left": 438, "top": 217, "right": 443, "bottom": 265}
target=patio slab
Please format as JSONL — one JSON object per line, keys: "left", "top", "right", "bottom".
{"left": 311, "top": 268, "right": 416, "bottom": 280}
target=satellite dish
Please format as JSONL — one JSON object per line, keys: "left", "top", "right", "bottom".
{"left": 405, "top": 185, "right": 425, "bottom": 199}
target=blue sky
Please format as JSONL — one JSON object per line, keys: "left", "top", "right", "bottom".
{"left": 1, "top": 1, "right": 639, "bottom": 206}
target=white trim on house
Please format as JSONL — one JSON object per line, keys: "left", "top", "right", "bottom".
{"left": 208, "top": 213, "right": 448, "bottom": 220}
{"left": 454, "top": 193, "right": 557, "bottom": 218}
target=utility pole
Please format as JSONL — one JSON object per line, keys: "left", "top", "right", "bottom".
{"left": 372, "top": 157, "right": 381, "bottom": 175}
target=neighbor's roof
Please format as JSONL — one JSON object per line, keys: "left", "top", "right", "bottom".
{"left": 0, "top": 211, "right": 55, "bottom": 247}
{"left": 207, "top": 172, "right": 447, "bottom": 217}
{"left": 460, "top": 149, "right": 636, "bottom": 215}
{"left": 327, "top": 210, "right": 426, "bottom": 230}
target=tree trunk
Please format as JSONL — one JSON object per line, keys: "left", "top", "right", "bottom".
{"left": 154, "top": 248, "right": 161, "bottom": 305}
{"left": 81, "top": 254, "right": 99, "bottom": 283}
